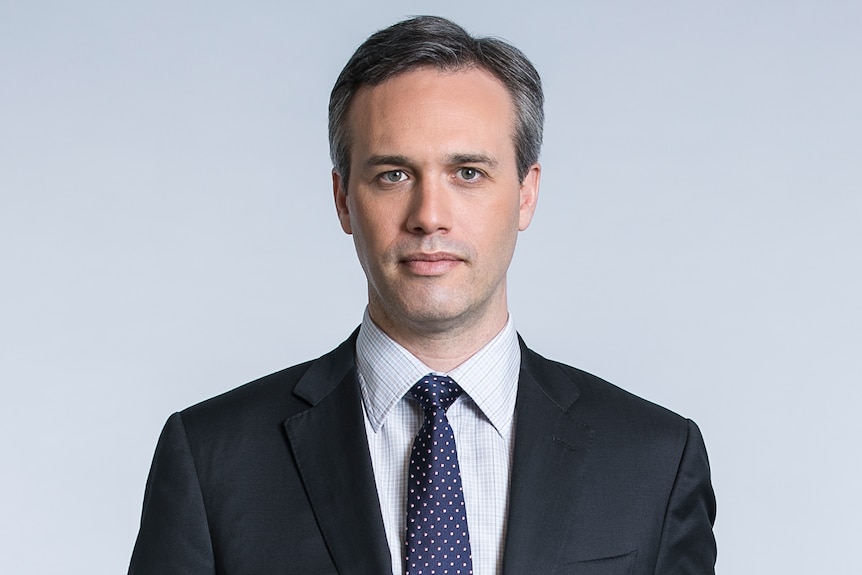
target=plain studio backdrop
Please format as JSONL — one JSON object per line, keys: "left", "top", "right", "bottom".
{"left": 1, "top": 1, "right": 859, "bottom": 573}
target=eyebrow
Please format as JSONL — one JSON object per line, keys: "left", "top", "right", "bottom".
{"left": 447, "top": 153, "right": 499, "bottom": 168}
{"left": 364, "top": 155, "right": 411, "bottom": 168}
{"left": 362, "top": 153, "right": 499, "bottom": 169}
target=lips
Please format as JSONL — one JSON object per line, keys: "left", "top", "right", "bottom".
{"left": 400, "top": 252, "right": 463, "bottom": 275}
{"left": 403, "top": 252, "right": 461, "bottom": 262}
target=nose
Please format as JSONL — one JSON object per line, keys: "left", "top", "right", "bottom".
{"left": 405, "top": 176, "right": 453, "bottom": 235}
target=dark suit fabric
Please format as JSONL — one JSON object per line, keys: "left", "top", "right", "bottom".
{"left": 129, "top": 333, "right": 716, "bottom": 574}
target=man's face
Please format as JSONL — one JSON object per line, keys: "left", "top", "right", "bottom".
{"left": 333, "top": 67, "right": 540, "bottom": 339}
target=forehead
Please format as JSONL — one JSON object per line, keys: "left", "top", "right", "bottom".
{"left": 346, "top": 67, "right": 517, "bottom": 162}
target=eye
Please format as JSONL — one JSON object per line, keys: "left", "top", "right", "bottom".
{"left": 380, "top": 170, "right": 407, "bottom": 183}
{"left": 457, "top": 167, "right": 481, "bottom": 181}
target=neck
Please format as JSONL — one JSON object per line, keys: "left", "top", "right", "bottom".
{"left": 367, "top": 305, "right": 509, "bottom": 373}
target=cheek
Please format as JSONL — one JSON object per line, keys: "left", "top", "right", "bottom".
{"left": 349, "top": 203, "right": 400, "bottom": 260}
{"left": 485, "top": 198, "right": 522, "bottom": 234}
{"left": 479, "top": 205, "right": 521, "bottom": 260}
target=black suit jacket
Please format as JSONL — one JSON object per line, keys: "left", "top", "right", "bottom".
{"left": 129, "top": 333, "right": 716, "bottom": 574}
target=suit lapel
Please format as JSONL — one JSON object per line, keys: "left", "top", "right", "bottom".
{"left": 501, "top": 343, "right": 595, "bottom": 575}
{"left": 283, "top": 336, "right": 391, "bottom": 575}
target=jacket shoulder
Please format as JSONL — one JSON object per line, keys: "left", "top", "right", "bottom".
{"left": 522, "top": 345, "right": 691, "bottom": 437}
{"left": 178, "top": 331, "right": 359, "bottom": 436}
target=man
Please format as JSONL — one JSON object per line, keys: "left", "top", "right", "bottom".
{"left": 129, "top": 16, "right": 716, "bottom": 575}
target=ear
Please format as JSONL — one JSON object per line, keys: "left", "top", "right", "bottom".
{"left": 332, "top": 169, "right": 352, "bottom": 234}
{"left": 517, "top": 163, "right": 541, "bottom": 231}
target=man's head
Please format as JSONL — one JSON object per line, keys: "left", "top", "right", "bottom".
{"left": 328, "top": 16, "right": 544, "bottom": 188}
{"left": 330, "top": 16, "right": 544, "bottom": 352}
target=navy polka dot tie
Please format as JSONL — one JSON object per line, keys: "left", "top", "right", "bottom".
{"left": 405, "top": 375, "right": 473, "bottom": 575}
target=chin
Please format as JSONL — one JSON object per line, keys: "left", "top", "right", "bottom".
{"left": 370, "top": 280, "right": 491, "bottom": 333}
{"left": 396, "top": 295, "right": 477, "bottom": 330}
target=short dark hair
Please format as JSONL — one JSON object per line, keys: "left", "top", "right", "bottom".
{"left": 328, "top": 15, "right": 544, "bottom": 186}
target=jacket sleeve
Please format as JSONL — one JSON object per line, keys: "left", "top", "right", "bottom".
{"left": 653, "top": 419, "right": 717, "bottom": 574}
{"left": 128, "top": 412, "right": 215, "bottom": 574}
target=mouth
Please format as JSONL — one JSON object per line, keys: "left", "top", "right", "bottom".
{"left": 400, "top": 252, "right": 464, "bottom": 275}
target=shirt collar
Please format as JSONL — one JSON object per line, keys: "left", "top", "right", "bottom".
{"left": 356, "top": 308, "right": 520, "bottom": 436}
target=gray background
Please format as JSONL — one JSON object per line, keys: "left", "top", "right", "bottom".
{"left": 2, "top": 1, "right": 860, "bottom": 573}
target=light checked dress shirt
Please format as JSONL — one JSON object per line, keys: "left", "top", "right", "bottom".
{"left": 356, "top": 309, "right": 520, "bottom": 575}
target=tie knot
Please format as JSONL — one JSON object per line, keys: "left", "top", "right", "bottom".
{"left": 409, "top": 374, "right": 462, "bottom": 413}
